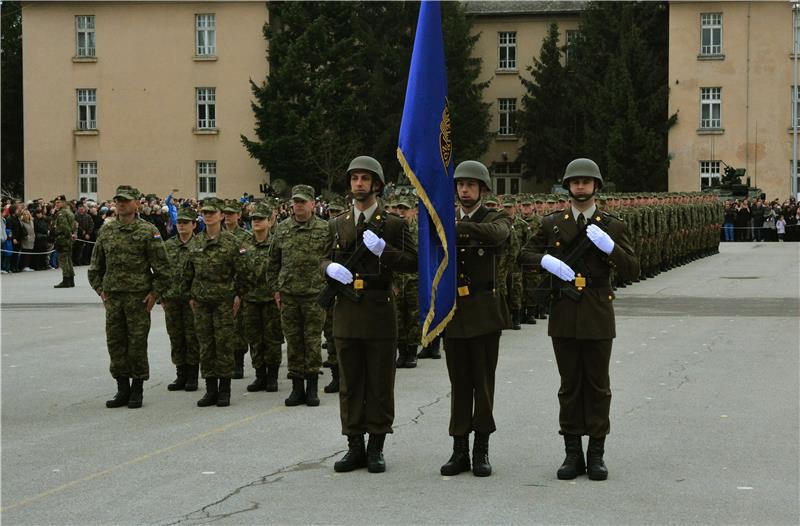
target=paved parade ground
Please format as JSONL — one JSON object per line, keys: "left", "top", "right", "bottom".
{"left": 1, "top": 242, "right": 799, "bottom": 525}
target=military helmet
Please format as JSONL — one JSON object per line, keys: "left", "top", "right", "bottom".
{"left": 561, "top": 158, "right": 604, "bottom": 190}
{"left": 347, "top": 156, "right": 385, "bottom": 184}
{"left": 453, "top": 160, "right": 491, "bottom": 188}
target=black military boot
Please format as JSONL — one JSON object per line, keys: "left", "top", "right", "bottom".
{"left": 265, "top": 366, "right": 279, "bottom": 392}
{"left": 417, "top": 344, "right": 432, "bottom": 359}
{"left": 247, "top": 367, "right": 267, "bottom": 392}
{"left": 184, "top": 364, "right": 199, "bottom": 392}
{"left": 54, "top": 276, "right": 73, "bottom": 288}
{"left": 167, "top": 365, "right": 186, "bottom": 391}
{"left": 324, "top": 366, "right": 340, "bottom": 393}
{"left": 472, "top": 432, "right": 492, "bottom": 477}
{"left": 510, "top": 310, "right": 522, "bottom": 330}
{"left": 305, "top": 375, "right": 320, "bottom": 407}
{"left": 535, "top": 305, "right": 547, "bottom": 320}
{"left": 405, "top": 346, "right": 418, "bottom": 368}
{"left": 586, "top": 436, "right": 608, "bottom": 481}
{"left": 395, "top": 346, "right": 408, "bottom": 368}
{"left": 233, "top": 350, "right": 245, "bottom": 379}
{"left": 128, "top": 379, "right": 144, "bottom": 409}
{"left": 440, "top": 435, "right": 471, "bottom": 476}
{"left": 334, "top": 434, "right": 367, "bottom": 472}
{"left": 557, "top": 434, "right": 586, "bottom": 480}
{"left": 522, "top": 308, "right": 537, "bottom": 324}
{"left": 216, "top": 378, "right": 231, "bottom": 407}
{"left": 428, "top": 336, "right": 442, "bottom": 359}
{"left": 197, "top": 377, "right": 218, "bottom": 407}
{"left": 367, "top": 433, "right": 386, "bottom": 473}
{"left": 105, "top": 377, "right": 130, "bottom": 408}
{"left": 285, "top": 378, "right": 306, "bottom": 406}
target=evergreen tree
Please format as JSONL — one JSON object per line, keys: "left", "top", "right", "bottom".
{"left": 1, "top": 1, "right": 23, "bottom": 197}
{"left": 516, "top": 22, "right": 574, "bottom": 184}
{"left": 242, "top": 2, "right": 490, "bottom": 192}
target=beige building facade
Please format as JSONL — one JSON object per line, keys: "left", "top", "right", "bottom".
{"left": 668, "top": 1, "right": 800, "bottom": 200}
{"left": 22, "top": 1, "right": 268, "bottom": 202}
{"left": 466, "top": 1, "right": 582, "bottom": 194}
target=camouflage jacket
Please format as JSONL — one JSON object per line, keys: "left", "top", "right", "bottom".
{"left": 54, "top": 207, "right": 75, "bottom": 247}
{"left": 236, "top": 235, "right": 275, "bottom": 303}
{"left": 181, "top": 230, "right": 242, "bottom": 302}
{"left": 88, "top": 217, "right": 170, "bottom": 296}
{"left": 266, "top": 215, "right": 330, "bottom": 295}
{"left": 162, "top": 234, "right": 195, "bottom": 301}
{"left": 226, "top": 224, "right": 253, "bottom": 245}
{"left": 395, "top": 219, "right": 419, "bottom": 282}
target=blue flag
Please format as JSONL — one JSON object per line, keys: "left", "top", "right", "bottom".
{"left": 397, "top": 0, "right": 456, "bottom": 346}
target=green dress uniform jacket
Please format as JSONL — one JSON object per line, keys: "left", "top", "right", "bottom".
{"left": 521, "top": 209, "right": 639, "bottom": 339}
{"left": 447, "top": 206, "right": 512, "bottom": 339}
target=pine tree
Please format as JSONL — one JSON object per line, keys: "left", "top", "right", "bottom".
{"left": 516, "top": 22, "right": 574, "bottom": 184}
{"left": 1, "top": 1, "right": 24, "bottom": 197}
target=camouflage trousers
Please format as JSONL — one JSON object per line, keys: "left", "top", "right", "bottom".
{"left": 57, "top": 241, "right": 74, "bottom": 278}
{"left": 232, "top": 308, "right": 248, "bottom": 356}
{"left": 280, "top": 293, "right": 323, "bottom": 379}
{"left": 506, "top": 270, "right": 523, "bottom": 310}
{"left": 242, "top": 300, "right": 283, "bottom": 369}
{"left": 395, "top": 275, "right": 420, "bottom": 347}
{"left": 104, "top": 291, "right": 151, "bottom": 380}
{"left": 163, "top": 298, "right": 199, "bottom": 366}
{"left": 323, "top": 307, "right": 337, "bottom": 367}
{"left": 522, "top": 269, "right": 539, "bottom": 308}
{"left": 193, "top": 299, "right": 236, "bottom": 379}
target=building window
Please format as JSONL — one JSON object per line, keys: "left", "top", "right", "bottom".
{"left": 78, "top": 161, "right": 98, "bottom": 200}
{"left": 794, "top": 8, "right": 800, "bottom": 54}
{"left": 700, "top": 87, "right": 721, "bottom": 129}
{"left": 197, "top": 161, "right": 217, "bottom": 198}
{"left": 700, "top": 160, "right": 721, "bottom": 189}
{"left": 793, "top": 86, "right": 800, "bottom": 129}
{"left": 196, "top": 88, "right": 216, "bottom": 129}
{"left": 75, "top": 15, "right": 96, "bottom": 57}
{"left": 498, "top": 32, "right": 516, "bottom": 70}
{"left": 700, "top": 13, "right": 722, "bottom": 56}
{"left": 492, "top": 162, "right": 521, "bottom": 194}
{"left": 77, "top": 89, "right": 97, "bottom": 130}
{"left": 565, "top": 30, "right": 579, "bottom": 65}
{"left": 498, "top": 98, "right": 516, "bottom": 136}
{"left": 196, "top": 14, "right": 216, "bottom": 56}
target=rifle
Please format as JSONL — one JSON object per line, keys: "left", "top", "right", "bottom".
{"left": 317, "top": 219, "right": 385, "bottom": 309}
{"left": 533, "top": 217, "right": 609, "bottom": 305}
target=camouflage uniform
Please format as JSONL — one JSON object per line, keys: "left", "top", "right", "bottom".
{"left": 54, "top": 200, "right": 76, "bottom": 283}
{"left": 237, "top": 202, "right": 283, "bottom": 392}
{"left": 266, "top": 185, "right": 330, "bottom": 386}
{"left": 394, "top": 196, "right": 420, "bottom": 367}
{"left": 88, "top": 185, "right": 170, "bottom": 409}
{"left": 181, "top": 202, "right": 243, "bottom": 382}
{"left": 223, "top": 200, "right": 254, "bottom": 379}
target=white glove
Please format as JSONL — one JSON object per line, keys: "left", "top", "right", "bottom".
{"left": 362, "top": 229, "right": 386, "bottom": 257}
{"left": 586, "top": 224, "right": 615, "bottom": 255}
{"left": 325, "top": 262, "right": 353, "bottom": 284}
{"left": 541, "top": 254, "right": 576, "bottom": 282}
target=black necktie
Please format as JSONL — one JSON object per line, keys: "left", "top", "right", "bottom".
{"left": 577, "top": 213, "right": 586, "bottom": 230}
{"left": 357, "top": 213, "right": 366, "bottom": 241}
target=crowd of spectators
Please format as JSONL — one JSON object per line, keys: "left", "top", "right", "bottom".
{"left": 721, "top": 196, "right": 800, "bottom": 242}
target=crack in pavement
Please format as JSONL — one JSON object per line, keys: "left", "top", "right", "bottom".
{"left": 160, "top": 392, "right": 450, "bottom": 526}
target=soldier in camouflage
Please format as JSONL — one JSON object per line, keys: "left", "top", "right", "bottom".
{"left": 222, "top": 199, "right": 254, "bottom": 379}
{"left": 237, "top": 201, "right": 283, "bottom": 393}
{"left": 182, "top": 197, "right": 243, "bottom": 408}
{"left": 53, "top": 195, "right": 77, "bottom": 288}
{"left": 322, "top": 196, "right": 347, "bottom": 393}
{"left": 394, "top": 195, "right": 421, "bottom": 368}
{"left": 162, "top": 206, "right": 200, "bottom": 392}
{"left": 88, "top": 185, "right": 171, "bottom": 409}
{"left": 267, "top": 184, "right": 330, "bottom": 407}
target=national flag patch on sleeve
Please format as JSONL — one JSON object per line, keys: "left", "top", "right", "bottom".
{"left": 153, "top": 233, "right": 161, "bottom": 239}
{"left": 239, "top": 247, "right": 247, "bottom": 254}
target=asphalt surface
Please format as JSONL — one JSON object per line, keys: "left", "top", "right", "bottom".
{"left": 1, "top": 242, "right": 799, "bottom": 525}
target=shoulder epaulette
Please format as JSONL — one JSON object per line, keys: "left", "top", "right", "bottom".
{"left": 545, "top": 208, "right": 564, "bottom": 217}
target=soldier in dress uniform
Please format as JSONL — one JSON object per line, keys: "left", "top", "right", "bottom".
{"left": 222, "top": 200, "right": 254, "bottom": 379}
{"left": 322, "top": 155, "right": 417, "bottom": 473}
{"left": 162, "top": 206, "right": 200, "bottom": 392}
{"left": 521, "top": 158, "right": 639, "bottom": 481}
{"left": 439, "top": 161, "right": 511, "bottom": 478}
{"left": 267, "top": 185, "right": 331, "bottom": 407}
{"left": 88, "top": 185, "right": 171, "bottom": 409}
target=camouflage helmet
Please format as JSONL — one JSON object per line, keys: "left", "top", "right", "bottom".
{"left": 561, "top": 158, "right": 604, "bottom": 190}
{"left": 453, "top": 160, "right": 491, "bottom": 188}
{"left": 347, "top": 156, "right": 385, "bottom": 184}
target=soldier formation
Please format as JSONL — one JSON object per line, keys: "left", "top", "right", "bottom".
{"left": 82, "top": 155, "right": 724, "bottom": 479}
